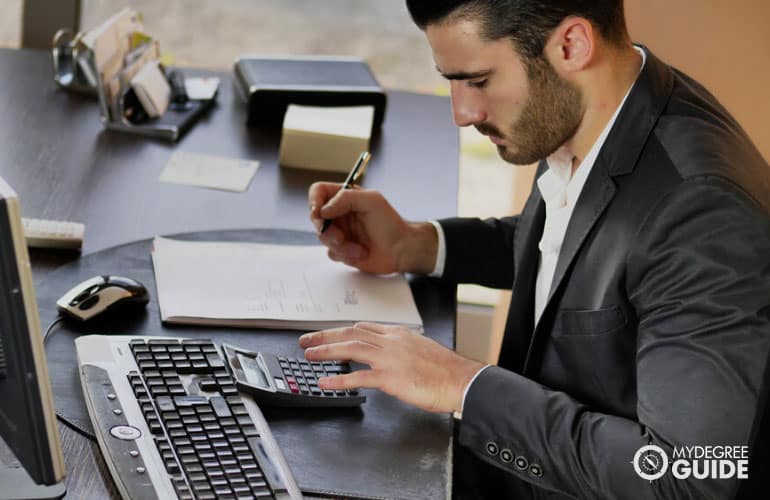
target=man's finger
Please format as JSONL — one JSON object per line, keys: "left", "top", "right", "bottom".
{"left": 299, "top": 327, "right": 384, "bottom": 349}
{"left": 304, "top": 339, "right": 380, "bottom": 366}
{"left": 327, "top": 249, "right": 344, "bottom": 263}
{"left": 354, "top": 322, "right": 393, "bottom": 334}
{"left": 308, "top": 182, "right": 343, "bottom": 212}
{"left": 318, "top": 224, "right": 345, "bottom": 245}
{"left": 317, "top": 369, "right": 384, "bottom": 391}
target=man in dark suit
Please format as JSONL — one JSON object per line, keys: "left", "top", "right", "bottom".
{"left": 301, "top": 1, "right": 770, "bottom": 498}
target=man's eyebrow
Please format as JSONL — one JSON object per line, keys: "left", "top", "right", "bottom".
{"left": 435, "top": 66, "right": 492, "bottom": 81}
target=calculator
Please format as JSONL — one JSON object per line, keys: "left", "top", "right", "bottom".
{"left": 221, "top": 344, "right": 366, "bottom": 407}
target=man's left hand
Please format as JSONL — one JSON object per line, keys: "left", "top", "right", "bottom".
{"left": 299, "top": 322, "right": 484, "bottom": 414}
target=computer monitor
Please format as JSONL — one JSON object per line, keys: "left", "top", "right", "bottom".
{"left": 0, "top": 176, "right": 66, "bottom": 499}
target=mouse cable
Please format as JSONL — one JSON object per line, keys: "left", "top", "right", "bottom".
{"left": 42, "top": 316, "right": 63, "bottom": 346}
{"left": 42, "top": 316, "right": 97, "bottom": 441}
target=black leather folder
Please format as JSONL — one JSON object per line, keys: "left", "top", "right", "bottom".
{"left": 233, "top": 56, "right": 387, "bottom": 129}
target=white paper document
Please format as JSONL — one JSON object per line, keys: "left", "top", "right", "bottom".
{"left": 151, "top": 237, "right": 423, "bottom": 330}
{"left": 160, "top": 151, "right": 259, "bottom": 192}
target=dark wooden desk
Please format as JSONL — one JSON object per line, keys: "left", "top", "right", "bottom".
{"left": 0, "top": 48, "right": 459, "bottom": 498}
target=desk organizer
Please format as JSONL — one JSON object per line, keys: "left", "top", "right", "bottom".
{"left": 52, "top": 8, "right": 215, "bottom": 142}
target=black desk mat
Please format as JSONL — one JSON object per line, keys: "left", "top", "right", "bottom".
{"left": 37, "top": 229, "right": 455, "bottom": 499}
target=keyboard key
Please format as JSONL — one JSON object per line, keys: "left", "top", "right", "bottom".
{"left": 156, "top": 396, "right": 175, "bottom": 412}
{"left": 206, "top": 468, "right": 225, "bottom": 478}
{"left": 252, "top": 486, "right": 274, "bottom": 498}
{"left": 249, "top": 479, "right": 268, "bottom": 489}
{"left": 225, "top": 467, "right": 243, "bottom": 477}
{"left": 186, "top": 463, "right": 204, "bottom": 474}
{"left": 211, "top": 397, "right": 232, "bottom": 417}
{"left": 242, "top": 426, "right": 260, "bottom": 438}
{"left": 199, "top": 378, "right": 218, "bottom": 392}
{"left": 173, "top": 438, "right": 192, "bottom": 447}
{"left": 206, "top": 353, "right": 226, "bottom": 368}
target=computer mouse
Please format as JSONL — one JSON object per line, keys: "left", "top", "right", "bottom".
{"left": 56, "top": 275, "right": 149, "bottom": 321}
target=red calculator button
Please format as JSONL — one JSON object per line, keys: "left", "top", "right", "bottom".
{"left": 285, "top": 376, "right": 299, "bottom": 394}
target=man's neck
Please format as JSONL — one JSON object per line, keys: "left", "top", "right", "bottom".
{"left": 565, "top": 44, "right": 643, "bottom": 172}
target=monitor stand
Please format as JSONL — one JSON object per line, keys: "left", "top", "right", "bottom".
{"left": 0, "top": 440, "right": 66, "bottom": 500}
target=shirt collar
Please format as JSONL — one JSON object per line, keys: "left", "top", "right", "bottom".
{"left": 539, "top": 46, "right": 647, "bottom": 206}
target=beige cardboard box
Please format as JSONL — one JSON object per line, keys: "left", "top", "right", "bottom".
{"left": 279, "top": 105, "right": 374, "bottom": 172}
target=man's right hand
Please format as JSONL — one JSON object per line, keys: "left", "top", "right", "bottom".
{"left": 308, "top": 182, "right": 438, "bottom": 275}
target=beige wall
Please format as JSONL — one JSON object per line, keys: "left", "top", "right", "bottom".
{"left": 626, "top": 0, "right": 770, "bottom": 163}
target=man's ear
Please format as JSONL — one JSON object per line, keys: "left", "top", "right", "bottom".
{"left": 544, "top": 16, "right": 595, "bottom": 74}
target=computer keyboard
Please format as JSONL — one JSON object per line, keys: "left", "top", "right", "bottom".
{"left": 21, "top": 217, "right": 84, "bottom": 250}
{"left": 75, "top": 335, "right": 302, "bottom": 500}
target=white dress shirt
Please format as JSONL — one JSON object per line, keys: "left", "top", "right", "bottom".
{"left": 432, "top": 47, "right": 646, "bottom": 418}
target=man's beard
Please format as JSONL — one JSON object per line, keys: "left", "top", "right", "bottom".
{"left": 477, "top": 57, "right": 583, "bottom": 165}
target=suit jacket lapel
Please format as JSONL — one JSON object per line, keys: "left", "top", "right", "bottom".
{"left": 547, "top": 166, "right": 616, "bottom": 310}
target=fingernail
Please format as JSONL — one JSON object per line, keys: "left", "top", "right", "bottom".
{"left": 317, "top": 376, "right": 329, "bottom": 389}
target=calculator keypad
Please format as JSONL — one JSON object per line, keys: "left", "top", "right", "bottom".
{"left": 276, "top": 357, "right": 359, "bottom": 398}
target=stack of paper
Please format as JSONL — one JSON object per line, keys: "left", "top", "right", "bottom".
{"left": 279, "top": 105, "right": 374, "bottom": 173}
{"left": 151, "top": 237, "right": 423, "bottom": 331}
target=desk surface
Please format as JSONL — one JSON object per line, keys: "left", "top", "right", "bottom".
{"left": 0, "top": 48, "right": 459, "bottom": 498}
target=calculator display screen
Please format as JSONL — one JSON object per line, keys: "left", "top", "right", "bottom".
{"left": 237, "top": 353, "right": 270, "bottom": 389}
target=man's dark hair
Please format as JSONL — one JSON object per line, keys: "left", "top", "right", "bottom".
{"left": 405, "top": 0, "right": 628, "bottom": 60}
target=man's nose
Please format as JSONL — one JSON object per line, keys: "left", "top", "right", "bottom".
{"left": 450, "top": 81, "right": 486, "bottom": 127}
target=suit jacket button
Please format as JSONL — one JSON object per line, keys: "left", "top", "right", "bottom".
{"left": 500, "top": 449, "right": 513, "bottom": 463}
{"left": 485, "top": 442, "right": 499, "bottom": 456}
{"left": 514, "top": 456, "right": 529, "bottom": 471}
{"left": 529, "top": 463, "right": 543, "bottom": 478}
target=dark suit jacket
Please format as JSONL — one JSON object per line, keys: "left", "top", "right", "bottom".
{"left": 440, "top": 47, "right": 770, "bottom": 499}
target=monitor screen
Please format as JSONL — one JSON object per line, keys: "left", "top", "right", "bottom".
{"left": 0, "top": 176, "right": 65, "bottom": 486}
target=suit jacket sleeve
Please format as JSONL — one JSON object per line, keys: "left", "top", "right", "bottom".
{"left": 437, "top": 216, "right": 519, "bottom": 288}
{"left": 458, "top": 178, "right": 770, "bottom": 498}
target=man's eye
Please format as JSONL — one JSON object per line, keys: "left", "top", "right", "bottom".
{"left": 468, "top": 79, "right": 488, "bottom": 89}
